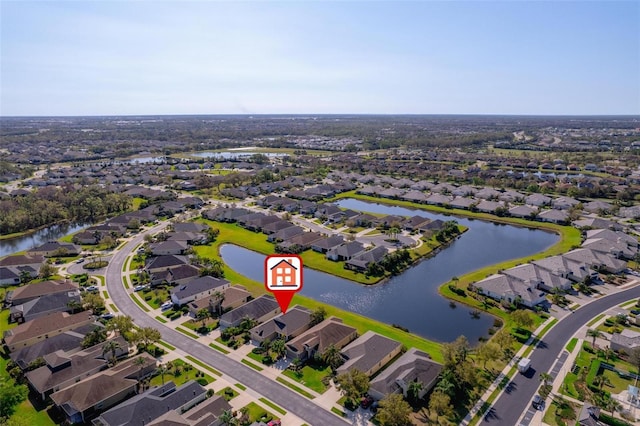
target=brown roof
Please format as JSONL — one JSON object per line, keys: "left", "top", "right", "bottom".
{"left": 50, "top": 372, "right": 136, "bottom": 413}
{"left": 3, "top": 311, "right": 93, "bottom": 347}
{"left": 189, "top": 285, "right": 251, "bottom": 312}
{"left": 287, "top": 317, "right": 357, "bottom": 355}
{"left": 7, "top": 280, "right": 78, "bottom": 305}
{"left": 0, "top": 254, "right": 44, "bottom": 267}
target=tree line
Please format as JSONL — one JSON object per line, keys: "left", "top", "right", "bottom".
{"left": 0, "top": 185, "right": 132, "bottom": 235}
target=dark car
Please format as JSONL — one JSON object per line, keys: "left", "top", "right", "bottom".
{"left": 360, "top": 395, "right": 374, "bottom": 409}
{"left": 532, "top": 394, "right": 543, "bottom": 410}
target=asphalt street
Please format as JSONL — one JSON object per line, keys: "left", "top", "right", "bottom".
{"left": 105, "top": 224, "right": 349, "bottom": 426}
{"left": 480, "top": 285, "right": 640, "bottom": 426}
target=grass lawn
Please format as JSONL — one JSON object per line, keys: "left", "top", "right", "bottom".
{"left": 240, "top": 401, "right": 278, "bottom": 424}
{"left": 149, "top": 359, "right": 214, "bottom": 387}
{"left": 542, "top": 398, "right": 580, "bottom": 426}
{"left": 215, "top": 386, "right": 239, "bottom": 401}
{"left": 142, "top": 287, "right": 170, "bottom": 309}
{"left": 281, "top": 364, "right": 331, "bottom": 394}
{"left": 276, "top": 377, "right": 316, "bottom": 399}
{"left": 566, "top": 338, "right": 578, "bottom": 353}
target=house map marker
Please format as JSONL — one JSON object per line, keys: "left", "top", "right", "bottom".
{"left": 264, "top": 254, "right": 303, "bottom": 314}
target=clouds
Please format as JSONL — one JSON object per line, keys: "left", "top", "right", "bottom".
{"left": 1, "top": 1, "right": 638, "bottom": 115}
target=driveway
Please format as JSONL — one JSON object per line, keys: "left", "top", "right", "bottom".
{"left": 480, "top": 283, "right": 640, "bottom": 426}
{"left": 105, "top": 224, "right": 349, "bottom": 426}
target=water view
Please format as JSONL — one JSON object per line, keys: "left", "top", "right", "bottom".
{"left": 190, "top": 151, "right": 287, "bottom": 159}
{"left": 220, "top": 199, "right": 559, "bottom": 343}
{"left": 0, "top": 223, "right": 88, "bottom": 258}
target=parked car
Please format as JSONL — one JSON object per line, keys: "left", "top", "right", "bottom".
{"left": 75, "top": 258, "right": 85, "bottom": 264}
{"left": 133, "top": 284, "right": 148, "bottom": 292}
{"left": 532, "top": 394, "right": 543, "bottom": 410}
{"left": 267, "top": 421, "right": 281, "bottom": 426}
{"left": 100, "top": 312, "right": 114, "bottom": 320}
{"left": 360, "top": 395, "right": 374, "bottom": 409}
{"left": 85, "top": 285, "right": 99, "bottom": 292}
{"left": 160, "top": 301, "right": 173, "bottom": 311}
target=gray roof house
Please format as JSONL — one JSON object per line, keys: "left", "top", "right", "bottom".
{"left": 336, "top": 331, "right": 402, "bottom": 377}
{"left": 326, "top": 242, "right": 366, "bottom": 261}
{"left": 345, "top": 246, "right": 388, "bottom": 272}
{"left": 563, "top": 248, "right": 627, "bottom": 273}
{"left": 538, "top": 209, "right": 570, "bottom": 224}
{"left": 91, "top": 381, "right": 207, "bottom": 426}
{"left": 311, "top": 235, "right": 345, "bottom": 254}
{"left": 585, "top": 229, "right": 638, "bottom": 248}
{"left": 577, "top": 404, "right": 604, "bottom": 426}
{"left": 582, "top": 238, "right": 636, "bottom": 259}
{"left": 474, "top": 274, "right": 546, "bottom": 308}
{"left": 6, "top": 279, "right": 78, "bottom": 305}
{"left": 286, "top": 317, "right": 357, "bottom": 361}
{"left": 10, "top": 289, "right": 82, "bottom": 323}
{"left": 219, "top": 295, "right": 281, "bottom": 329}
{"left": 250, "top": 306, "right": 312, "bottom": 344}
{"left": 145, "top": 255, "right": 188, "bottom": 274}
{"left": 533, "top": 255, "right": 595, "bottom": 283}
{"left": 267, "top": 226, "right": 305, "bottom": 243}
{"left": 369, "top": 348, "right": 443, "bottom": 401}
{"left": 171, "top": 276, "right": 231, "bottom": 306}
{"left": 145, "top": 394, "right": 232, "bottom": 426}
{"left": 501, "top": 264, "right": 572, "bottom": 293}
{"left": 610, "top": 329, "right": 640, "bottom": 353}
{"left": 525, "top": 193, "right": 552, "bottom": 207}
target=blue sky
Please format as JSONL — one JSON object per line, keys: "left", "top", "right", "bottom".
{"left": 1, "top": 1, "right": 639, "bottom": 116}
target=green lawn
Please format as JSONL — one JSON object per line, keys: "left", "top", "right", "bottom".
{"left": 149, "top": 359, "right": 214, "bottom": 387}
{"left": 281, "top": 364, "right": 331, "bottom": 393}
{"left": 241, "top": 358, "right": 264, "bottom": 371}
{"left": 258, "top": 397, "right": 286, "bottom": 415}
{"left": 240, "top": 401, "right": 278, "bottom": 424}
{"left": 276, "top": 377, "right": 316, "bottom": 399}
{"left": 566, "top": 338, "right": 578, "bottom": 353}
{"left": 215, "top": 386, "right": 239, "bottom": 401}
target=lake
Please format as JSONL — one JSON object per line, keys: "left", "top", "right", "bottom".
{"left": 220, "top": 198, "right": 558, "bottom": 344}
{"left": 190, "top": 151, "right": 287, "bottom": 159}
{"left": 0, "top": 223, "right": 88, "bottom": 258}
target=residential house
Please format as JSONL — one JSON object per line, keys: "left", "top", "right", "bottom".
{"left": 91, "top": 380, "right": 207, "bottom": 426}
{"left": 26, "top": 337, "right": 128, "bottom": 400}
{"left": 563, "top": 248, "right": 627, "bottom": 274}
{"left": 10, "top": 289, "right": 82, "bottom": 323}
{"left": 450, "top": 197, "right": 476, "bottom": 210}
{"left": 145, "top": 255, "right": 189, "bottom": 274}
{"left": 219, "top": 295, "right": 281, "bottom": 329}
{"left": 577, "top": 404, "right": 604, "bottom": 426}
{"left": 261, "top": 220, "right": 296, "bottom": 235}
{"left": 144, "top": 394, "right": 232, "bottom": 426}
{"left": 582, "top": 238, "right": 636, "bottom": 259}
{"left": 311, "top": 235, "right": 345, "bottom": 254}
{"left": 525, "top": 194, "right": 552, "bottom": 207}
{"left": 583, "top": 201, "right": 614, "bottom": 214}
{"left": 267, "top": 226, "right": 305, "bottom": 243}
{"left": 50, "top": 353, "right": 157, "bottom": 424}
{"left": 314, "top": 204, "right": 344, "bottom": 223}
{"left": 202, "top": 207, "right": 250, "bottom": 222}
{"left": 28, "top": 241, "right": 81, "bottom": 257}
{"left": 336, "top": 331, "right": 402, "bottom": 377}
{"left": 326, "top": 242, "right": 365, "bottom": 261}
{"left": 150, "top": 264, "right": 200, "bottom": 287}
{"left": 188, "top": 285, "right": 251, "bottom": 318}
{"left": 553, "top": 196, "right": 580, "bottom": 210}
{"left": 508, "top": 205, "right": 537, "bottom": 219}
{"left": 585, "top": 229, "right": 638, "bottom": 248}
{"left": 619, "top": 205, "right": 640, "bottom": 219}
{"left": 250, "top": 306, "right": 312, "bottom": 344}
{"left": 501, "top": 264, "right": 572, "bottom": 293}
{"left": 402, "top": 216, "right": 431, "bottom": 232}
{"left": 475, "top": 200, "right": 504, "bottom": 214}
{"left": 573, "top": 217, "right": 622, "bottom": 231}
{"left": 286, "top": 317, "right": 357, "bottom": 361}
{"left": 10, "top": 323, "right": 103, "bottom": 370}
{"left": 538, "top": 209, "right": 570, "bottom": 224}
{"left": 3, "top": 311, "right": 94, "bottom": 352}
{"left": 6, "top": 279, "right": 78, "bottom": 305}
{"left": 172, "top": 222, "right": 209, "bottom": 233}
{"left": 401, "top": 191, "right": 428, "bottom": 203}
{"left": 369, "top": 348, "right": 443, "bottom": 401}
{"left": 170, "top": 276, "right": 230, "bottom": 306}
{"left": 167, "top": 232, "right": 208, "bottom": 245}
{"left": 276, "top": 231, "right": 324, "bottom": 252}
{"left": 533, "top": 255, "right": 595, "bottom": 283}
{"left": 610, "top": 329, "right": 640, "bottom": 353}
{"left": 149, "top": 241, "right": 189, "bottom": 256}
{"left": 345, "top": 247, "right": 388, "bottom": 272}
{"left": 425, "top": 193, "right": 453, "bottom": 206}
{"left": 473, "top": 274, "right": 546, "bottom": 308}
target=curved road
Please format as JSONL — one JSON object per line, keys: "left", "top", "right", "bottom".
{"left": 480, "top": 284, "right": 640, "bottom": 426}
{"left": 105, "top": 225, "right": 349, "bottom": 426}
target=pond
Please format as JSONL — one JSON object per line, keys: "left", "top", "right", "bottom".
{"left": 190, "top": 151, "right": 287, "bottom": 159}
{"left": 220, "top": 198, "right": 559, "bottom": 344}
{"left": 0, "top": 223, "right": 88, "bottom": 258}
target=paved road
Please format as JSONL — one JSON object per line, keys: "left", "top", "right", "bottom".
{"left": 480, "top": 285, "right": 640, "bottom": 426}
{"left": 105, "top": 225, "right": 349, "bottom": 426}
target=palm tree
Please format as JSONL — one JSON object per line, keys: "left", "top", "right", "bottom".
{"left": 593, "top": 375, "right": 612, "bottom": 390}
{"left": 133, "top": 356, "right": 149, "bottom": 390}
{"left": 586, "top": 328, "right": 602, "bottom": 347}
{"left": 407, "top": 380, "right": 424, "bottom": 403}
{"left": 219, "top": 409, "right": 238, "bottom": 426}
{"left": 211, "top": 291, "right": 225, "bottom": 317}
{"left": 196, "top": 308, "right": 210, "bottom": 329}
{"left": 102, "top": 340, "right": 122, "bottom": 366}
{"left": 260, "top": 338, "right": 272, "bottom": 354}
{"left": 157, "top": 363, "right": 169, "bottom": 385}
{"left": 270, "top": 338, "right": 286, "bottom": 360}
{"left": 539, "top": 372, "right": 553, "bottom": 387}
{"left": 67, "top": 299, "right": 83, "bottom": 314}
{"left": 239, "top": 316, "right": 258, "bottom": 331}
{"left": 322, "top": 344, "right": 344, "bottom": 373}
{"left": 603, "top": 346, "right": 615, "bottom": 362}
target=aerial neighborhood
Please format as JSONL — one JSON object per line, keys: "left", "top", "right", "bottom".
{"left": 1, "top": 115, "right": 640, "bottom": 426}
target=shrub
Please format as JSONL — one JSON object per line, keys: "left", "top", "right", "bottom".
{"left": 448, "top": 284, "right": 466, "bottom": 297}
{"left": 586, "top": 359, "right": 602, "bottom": 393}
{"left": 196, "top": 378, "right": 208, "bottom": 386}
{"left": 599, "top": 413, "right": 632, "bottom": 426}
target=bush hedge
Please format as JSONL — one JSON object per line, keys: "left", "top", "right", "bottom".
{"left": 600, "top": 413, "right": 632, "bottom": 426}
{"left": 586, "top": 359, "right": 602, "bottom": 393}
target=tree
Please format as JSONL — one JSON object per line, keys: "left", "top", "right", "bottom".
{"left": 102, "top": 340, "right": 122, "bottom": 366}
{"left": 210, "top": 290, "right": 225, "bottom": 317}
{"left": 219, "top": 409, "right": 238, "bottom": 426}
{"left": 82, "top": 292, "right": 105, "bottom": 313}
{"left": 133, "top": 356, "right": 149, "bottom": 386}
{"left": 157, "top": 363, "right": 169, "bottom": 385}
{"left": 322, "top": 344, "right": 344, "bottom": 373}
{"left": 67, "top": 299, "right": 83, "bottom": 314}
{"left": 376, "top": 393, "right": 412, "bottom": 426}
{"left": 335, "top": 369, "right": 370, "bottom": 405}
{"left": 540, "top": 372, "right": 553, "bottom": 387}
{"left": 270, "top": 338, "right": 286, "bottom": 360}
{"left": 106, "top": 315, "right": 134, "bottom": 337}
{"left": 512, "top": 310, "right": 534, "bottom": 330}
{"left": 239, "top": 316, "right": 258, "bottom": 331}
{"left": 82, "top": 326, "right": 107, "bottom": 348}
{"left": 593, "top": 375, "right": 611, "bottom": 390}
{"left": 586, "top": 329, "right": 603, "bottom": 347}
{"left": 0, "top": 382, "right": 28, "bottom": 418}
{"left": 428, "top": 390, "right": 453, "bottom": 422}
{"left": 39, "top": 262, "right": 57, "bottom": 279}
{"left": 407, "top": 380, "right": 424, "bottom": 404}
{"left": 309, "top": 306, "right": 327, "bottom": 326}
{"left": 196, "top": 308, "right": 210, "bottom": 329}
{"left": 476, "top": 341, "right": 501, "bottom": 369}
{"left": 493, "top": 329, "right": 515, "bottom": 360}
{"left": 442, "top": 335, "right": 469, "bottom": 368}
{"left": 135, "top": 327, "right": 162, "bottom": 349}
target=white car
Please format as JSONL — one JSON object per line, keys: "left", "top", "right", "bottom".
{"left": 133, "top": 284, "right": 148, "bottom": 292}
{"left": 160, "top": 301, "right": 173, "bottom": 311}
